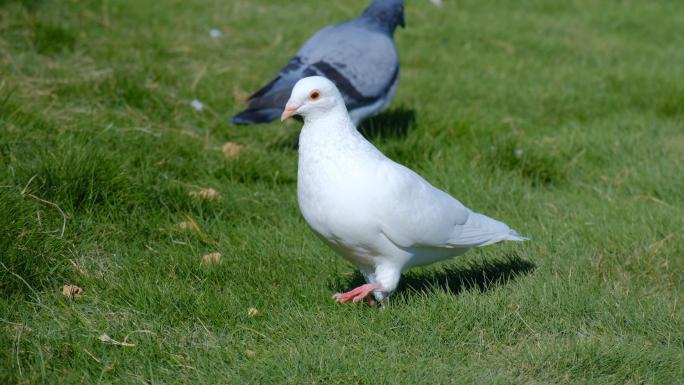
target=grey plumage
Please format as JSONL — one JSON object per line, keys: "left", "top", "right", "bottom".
{"left": 231, "top": 0, "right": 405, "bottom": 126}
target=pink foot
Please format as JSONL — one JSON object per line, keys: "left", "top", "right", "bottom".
{"left": 333, "top": 283, "right": 383, "bottom": 304}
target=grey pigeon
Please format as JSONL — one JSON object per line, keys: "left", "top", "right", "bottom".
{"left": 231, "top": 0, "right": 405, "bottom": 126}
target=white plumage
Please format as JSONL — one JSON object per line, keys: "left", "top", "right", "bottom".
{"left": 282, "top": 76, "right": 527, "bottom": 304}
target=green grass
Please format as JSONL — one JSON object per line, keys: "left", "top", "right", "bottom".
{"left": 1, "top": 0, "right": 683, "bottom": 383}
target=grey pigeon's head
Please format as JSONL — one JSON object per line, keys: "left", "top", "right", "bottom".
{"left": 360, "top": 0, "right": 405, "bottom": 34}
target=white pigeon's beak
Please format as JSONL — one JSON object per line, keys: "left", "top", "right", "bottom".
{"left": 281, "top": 102, "right": 301, "bottom": 121}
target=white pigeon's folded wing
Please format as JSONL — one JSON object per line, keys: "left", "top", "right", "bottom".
{"left": 375, "top": 161, "right": 525, "bottom": 250}
{"left": 447, "top": 211, "right": 527, "bottom": 248}
{"left": 374, "top": 161, "right": 469, "bottom": 248}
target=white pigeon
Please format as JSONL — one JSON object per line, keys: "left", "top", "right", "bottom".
{"left": 281, "top": 76, "right": 527, "bottom": 305}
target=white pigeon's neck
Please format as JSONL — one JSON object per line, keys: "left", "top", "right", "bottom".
{"left": 298, "top": 105, "right": 363, "bottom": 156}
{"left": 302, "top": 106, "right": 356, "bottom": 136}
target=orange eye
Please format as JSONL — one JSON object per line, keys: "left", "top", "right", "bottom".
{"left": 310, "top": 90, "right": 320, "bottom": 100}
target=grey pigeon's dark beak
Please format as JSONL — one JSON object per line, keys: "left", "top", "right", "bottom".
{"left": 399, "top": 7, "right": 405, "bottom": 28}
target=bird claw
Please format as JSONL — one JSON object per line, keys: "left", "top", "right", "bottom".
{"left": 332, "top": 283, "right": 383, "bottom": 304}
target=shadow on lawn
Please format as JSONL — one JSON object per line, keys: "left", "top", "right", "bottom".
{"left": 396, "top": 254, "right": 536, "bottom": 299}
{"left": 334, "top": 254, "right": 536, "bottom": 300}
{"left": 358, "top": 106, "right": 416, "bottom": 141}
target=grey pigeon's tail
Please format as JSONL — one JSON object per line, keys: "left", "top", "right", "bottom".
{"left": 230, "top": 108, "right": 282, "bottom": 125}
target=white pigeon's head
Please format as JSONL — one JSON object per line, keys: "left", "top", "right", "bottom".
{"left": 281, "top": 76, "right": 346, "bottom": 122}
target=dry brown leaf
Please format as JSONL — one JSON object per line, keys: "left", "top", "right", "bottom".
{"left": 178, "top": 221, "right": 193, "bottom": 230}
{"left": 247, "top": 307, "right": 258, "bottom": 317}
{"left": 62, "top": 284, "right": 83, "bottom": 299}
{"left": 244, "top": 349, "right": 256, "bottom": 358}
{"left": 189, "top": 188, "right": 221, "bottom": 201}
{"left": 222, "top": 142, "right": 244, "bottom": 159}
{"left": 201, "top": 252, "right": 222, "bottom": 266}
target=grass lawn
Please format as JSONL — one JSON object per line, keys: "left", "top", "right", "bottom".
{"left": 1, "top": 0, "right": 683, "bottom": 383}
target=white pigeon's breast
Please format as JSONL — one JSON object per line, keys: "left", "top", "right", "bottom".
{"left": 297, "top": 149, "right": 390, "bottom": 266}
{"left": 298, "top": 159, "right": 375, "bottom": 231}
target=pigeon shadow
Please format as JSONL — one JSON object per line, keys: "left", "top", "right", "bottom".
{"left": 331, "top": 254, "right": 536, "bottom": 300}
{"left": 395, "top": 254, "right": 536, "bottom": 299}
{"left": 358, "top": 106, "right": 416, "bottom": 140}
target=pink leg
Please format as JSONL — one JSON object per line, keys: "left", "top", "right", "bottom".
{"left": 333, "top": 283, "right": 383, "bottom": 303}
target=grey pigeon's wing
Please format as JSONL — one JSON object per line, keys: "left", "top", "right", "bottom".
{"left": 231, "top": 23, "right": 399, "bottom": 125}
{"left": 297, "top": 22, "right": 399, "bottom": 112}
{"left": 230, "top": 56, "right": 311, "bottom": 124}
{"left": 244, "top": 58, "right": 304, "bottom": 106}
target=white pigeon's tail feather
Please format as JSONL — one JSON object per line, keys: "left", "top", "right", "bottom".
{"left": 507, "top": 229, "right": 529, "bottom": 242}
{"left": 450, "top": 212, "right": 528, "bottom": 248}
